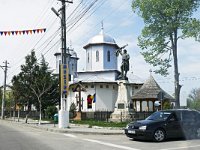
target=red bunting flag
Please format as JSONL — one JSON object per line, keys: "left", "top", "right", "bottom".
{"left": 0, "top": 28, "right": 46, "bottom": 36}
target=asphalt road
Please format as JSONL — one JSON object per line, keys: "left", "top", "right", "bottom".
{"left": 1, "top": 120, "right": 200, "bottom": 150}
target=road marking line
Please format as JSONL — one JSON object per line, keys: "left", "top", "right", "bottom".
{"left": 160, "top": 144, "right": 200, "bottom": 150}
{"left": 63, "top": 134, "right": 77, "bottom": 138}
{"left": 83, "top": 139, "right": 140, "bottom": 150}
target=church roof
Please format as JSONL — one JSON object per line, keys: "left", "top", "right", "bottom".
{"left": 73, "top": 70, "right": 119, "bottom": 83}
{"left": 83, "top": 28, "right": 119, "bottom": 49}
{"left": 132, "top": 75, "right": 174, "bottom": 100}
{"left": 54, "top": 48, "right": 78, "bottom": 58}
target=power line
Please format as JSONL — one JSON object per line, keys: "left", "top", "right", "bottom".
{"left": 67, "top": 0, "right": 107, "bottom": 34}
{"left": 66, "top": 0, "right": 100, "bottom": 33}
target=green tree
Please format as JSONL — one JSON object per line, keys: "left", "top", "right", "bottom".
{"left": 30, "top": 55, "right": 55, "bottom": 124}
{"left": 12, "top": 50, "right": 39, "bottom": 123}
{"left": 12, "top": 51, "right": 59, "bottom": 123}
{"left": 187, "top": 88, "right": 200, "bottom": 110}
{"left": 132, "top": 0, "right": 200, "bottom": 108}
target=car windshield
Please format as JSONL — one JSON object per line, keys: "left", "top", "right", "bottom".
{"left": 146, "top": 111, "right": 172, "bottom": 121}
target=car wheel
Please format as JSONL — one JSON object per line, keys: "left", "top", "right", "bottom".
{"left": 153, "top": 129, "right": 166, "bottom": 142}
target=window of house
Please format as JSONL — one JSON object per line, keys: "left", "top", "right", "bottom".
{"left": 107, "top": 51, "right": 110, "bottom": 62}
{"left": 71, "top": 64, "right": 74, "bottom": 72}
{"left": 96, "top": 50, "right": 99, "bottom": 62}
{"left": 87, "top": 52, "right": 89, "bottom": 63}
{"left": 91, "top": 85, "right": 94, "bottom": 88}
{"left": 106, "top": 85, "right": 109, "bottom": 88}
{"left": 100, "top": 85, "right": 103, "bottom": 88}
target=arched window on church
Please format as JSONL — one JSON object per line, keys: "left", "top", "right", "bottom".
{"left": 107, "top": 50, "right": 110, "bottom": 62}
{"left": 87, "top": 52, "right": 89, "bottom": 63}
{"left": 96, "top": 50, "right": 99, "bottom": 62}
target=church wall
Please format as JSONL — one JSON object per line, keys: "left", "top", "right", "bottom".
{"left": 95, "top": 84, "right": 118, "bottom": 111}
{"left": 67, "top": 83, "right": 118, "bottom": 112}
{"left": 69, "top": 57, "right": 78, "bottom": 76}
{"left": 86, "top": 46, "right": 104, "bottom": 71}
{"left": 86, "top": 46, "right": 92, "bottom": 71}
{"left": 103, "top": 45, "right": 118, "bottom": 70}
{"left": 55, "top": 54, "right": 78, "bottom": 76}
{"left": 85, "top": 45, "right": 118, "bottom": 72}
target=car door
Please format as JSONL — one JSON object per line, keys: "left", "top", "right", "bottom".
{"left": 165, "top": 113, "right": 183, "bottom": 138}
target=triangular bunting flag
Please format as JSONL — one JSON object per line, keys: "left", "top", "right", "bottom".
{"left": 0, "top": 28, "right": 46, "bottom": 36}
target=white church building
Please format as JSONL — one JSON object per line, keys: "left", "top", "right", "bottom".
{"left": 54, "top": 27, "right": 143, "bottom": 115}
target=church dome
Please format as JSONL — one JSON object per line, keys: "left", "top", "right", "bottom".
{"left": 89, "top": 31, "right": 116, "bottom": 44}
{"left": 69, "top": 49, "right": 78, "bottom": 58}
{"left": 83, "top": 28, "right": 119, "bottom": 49}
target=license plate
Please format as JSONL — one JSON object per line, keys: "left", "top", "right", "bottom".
{"left": 128, "top": 130, "right": 135, "bottom": 134}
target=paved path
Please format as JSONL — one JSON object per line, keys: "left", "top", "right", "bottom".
{"left": 1, "top": 118, "right": 124, "bottom": 135}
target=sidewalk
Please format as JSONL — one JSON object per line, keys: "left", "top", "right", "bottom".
{"left": 3, "top": 118, "right": 124, "bottom": 135}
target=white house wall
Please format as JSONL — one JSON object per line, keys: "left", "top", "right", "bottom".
{"left": 67, "top": 83, "right": 118, "bottom": 112}
{"left": 95, "top": 84, "right": 118, "bottom": 111}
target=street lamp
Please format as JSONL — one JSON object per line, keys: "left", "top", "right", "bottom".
{"left": 51, "top": 0, "right": 72, "bottom": 128}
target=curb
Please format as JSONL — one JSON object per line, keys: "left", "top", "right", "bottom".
{"left": 1, "top": 119, "right": 124, "bottom": 135}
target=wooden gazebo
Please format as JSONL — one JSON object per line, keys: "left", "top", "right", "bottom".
{"left": 131, "top": 75, "right": 174, "bottom": 119}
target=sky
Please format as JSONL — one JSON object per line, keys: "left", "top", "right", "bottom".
{"left": 0, "top": 0, "right": 200, "bottom": 106}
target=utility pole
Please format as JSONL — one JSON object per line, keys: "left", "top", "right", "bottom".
{"left": 1, "top": 60, "right": 9, "bottom": 119}
{"left": 52, "top": 0, "right": 73, "bottom": 128}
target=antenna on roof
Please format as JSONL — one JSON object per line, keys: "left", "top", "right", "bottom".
{"left": 69, "top": 40, "right": 72, "bottom": 49}
{"left": 101, "top": 20, "right": 104, "bottom": 30}
{"left": 100, "top": 20, "right": 104, "bottom": 34}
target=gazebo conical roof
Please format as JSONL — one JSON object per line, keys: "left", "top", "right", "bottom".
{"left": 132, "top": 75, "right": 174, "bottom": 100}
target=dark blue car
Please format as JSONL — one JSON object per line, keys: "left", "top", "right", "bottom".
{"left": 124, "top": 109, "right": 200, "bottom": 142}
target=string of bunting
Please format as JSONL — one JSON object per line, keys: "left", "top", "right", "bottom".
{"left": 0, "top": 28, "right": 46, "bottom": 36}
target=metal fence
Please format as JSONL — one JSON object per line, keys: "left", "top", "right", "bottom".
{"left": 81, "top": 111, "right": 113, "bottom": 122}
{"left": 0, "top": 111, "right": 40, "bottom": 119}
